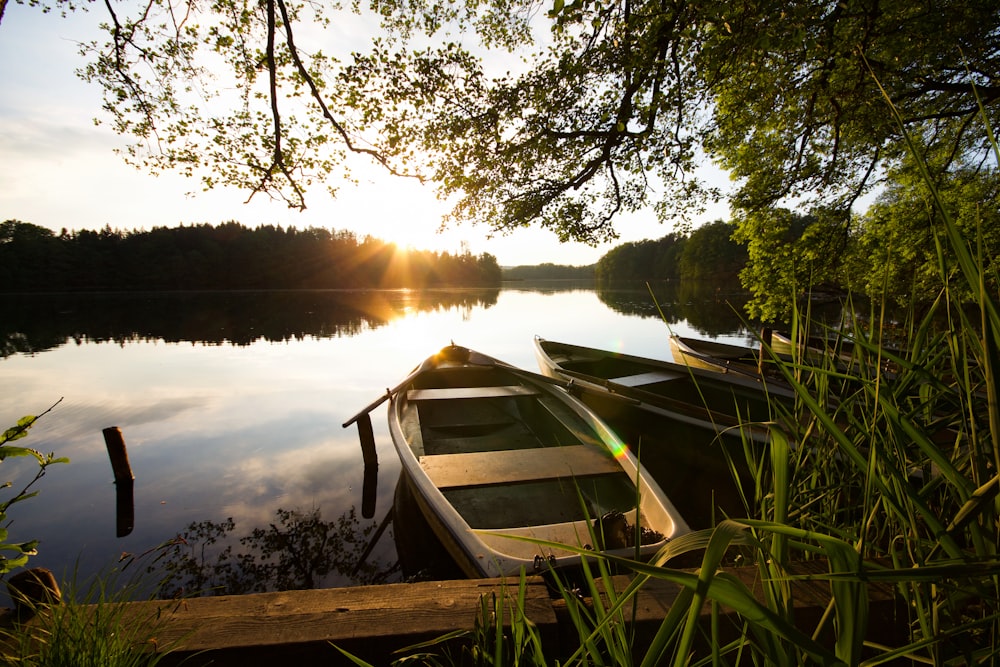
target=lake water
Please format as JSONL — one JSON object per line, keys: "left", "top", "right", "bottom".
{"left": 0, "top": 282, "right": 760, "bottom": 599}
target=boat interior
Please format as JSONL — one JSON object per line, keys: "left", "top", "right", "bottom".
{"left": 400, "top": 364, "right": 661, "bottom": 540}
{"left": 543, "top": 342, "right": 782, "bottom": 421}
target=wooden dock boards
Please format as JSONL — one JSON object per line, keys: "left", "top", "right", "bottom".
{"left": 0, "top": 562, "right": 903, "bottom": 666}
{"left": 118, "top": 578, "right": 558, "bottom": 667}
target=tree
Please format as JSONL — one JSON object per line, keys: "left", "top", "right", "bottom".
{"left": 595, "top": 234, "right": 685, "bottom": 281}
{"left": 850, "top": 161, "right": 1000, "bottom": 305}
{"left": 0, "top": 221, "right": 503, "bottom": 291}
{"left": 14, "top": 0, "right": 1000, "bottom": 250}
{"left": 678, "top": 219, "right": 745, "bottom": 281}
{"left": 733, "top": 207, "right": 849, "bottom": 322}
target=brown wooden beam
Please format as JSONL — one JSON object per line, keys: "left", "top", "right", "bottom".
{"left": 0, "top": 562, "right": 903, "bottom": 666}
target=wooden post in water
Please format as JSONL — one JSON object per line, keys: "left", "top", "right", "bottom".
{"left": 103, "top": 426, "right": 135, "bottom": 537}
{"left": 357, "top": 413, "right": 379, "bottom": 519}
{"left": 103, "top": 427, "right": 134, "bottom": 484}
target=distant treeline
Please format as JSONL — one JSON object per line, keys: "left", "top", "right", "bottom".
{"left": 497, "top": 222, "right": 746, "bottom": 284}
{"left": 502, "top": 263, "right": 596, "bottom": 280}
{"left": 595, "top": 222, "right": 746, "bottom": 282}
{"left": 0, "top": 220, "right": 502, "bottom": 292}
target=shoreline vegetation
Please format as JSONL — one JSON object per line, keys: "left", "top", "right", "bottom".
{"left": 0, "top": 221, "right": 502, "bottom": 292}
{"left": 3, "top": 153, "right": 999, "bottom": 663}
{"left": 11, "top": 211, "right": 994, "bottom": 327}
{"left": 3, "top": 179, "right": 999, "bottom": 662}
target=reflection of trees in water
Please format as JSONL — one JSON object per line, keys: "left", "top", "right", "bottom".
{"left": 0, "top": 289, "right": 500, "bottom": 357}
{"left": 150, "top": 507, "right": 398, "bottom": 597}
{"left": 674, "top": 281, "right": 753, "bottom": 335}
{"left": 501, "top": 279, "right": 599, "bottom": 293}
{"left": 597, "top": 281, "right": 756, "bottom": 336}
{"left": 595, "top": 283, "right": 674, "bottom": 319}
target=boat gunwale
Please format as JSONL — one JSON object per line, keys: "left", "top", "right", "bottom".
{"left": 388, "top": 346, "right": 687, "bottom": 578}
{"left": 533, "top": 336, "right": 785, "bottom": 441}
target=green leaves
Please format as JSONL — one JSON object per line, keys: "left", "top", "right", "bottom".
{"left": 1, "top": 416, "right": 37, "bottom": 445}
{"left": 58, "top": 0, "right": 1000, "bottom": 274}
{"left": 0, "top": 400, "right": 67, "bottom": 575}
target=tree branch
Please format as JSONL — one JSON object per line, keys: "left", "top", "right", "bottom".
{"left": 275, "top": 0, "right": 421, "bottom": 182}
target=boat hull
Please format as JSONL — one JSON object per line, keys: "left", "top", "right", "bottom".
{"left": 532, "top": 337, "right": 795, "bottom": 527}
{"left": 668, "top": 334, "right": 766, "bottom": 377}
{"left": 535, "top": 337, "right": 791, "bottom": 434}
{"left": 387, "top": 344, "right": 689, "bottom": 579}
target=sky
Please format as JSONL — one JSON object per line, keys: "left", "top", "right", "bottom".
{"left": 0, "top": 3, "right": 731, "bottom": 267}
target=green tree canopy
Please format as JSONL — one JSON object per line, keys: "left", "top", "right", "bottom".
{"left": 595, "top": 233, "right": 685, "bottom": 281}
{"left": 678, "top": 219, "right": 745, "bottom": 281}
{"left": 733, "top": 207, "right": 849, "bottom": 322}
{"left": 16, "top": 0, "right": 992, "bottom": 248}
{"left": 849, "top": 161, "right": 1000, "bottom": 305}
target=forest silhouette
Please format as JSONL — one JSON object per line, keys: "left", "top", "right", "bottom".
{"left": 0, "top": 220, "right": 501, "bottom": 292}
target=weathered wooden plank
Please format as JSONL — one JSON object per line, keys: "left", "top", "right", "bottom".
{"left": 420, "top": 445, "right": 622, "bottom": 488}
{"left": 407, "top": 385, "right": 540, "bottom": 401}
{"left": 128, "top": 578, "right": 558, "bottom": 666}
{"left": 0, "top": 562, "right": 905, "bottom": 667}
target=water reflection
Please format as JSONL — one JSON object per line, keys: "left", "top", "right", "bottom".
{"left": 144, "top": 472, "right": 465, "bottom": 597}
{"left": 148, "top": 505, "right": 400, "bottom": 596}
{"left": 596, "top": 280, "right": 754, "bottom": 335}
{"left": 0, "top": 289, "right": 500, "bottom": 357}
{"left": 0, "top": 284, "right": 775, "bottom": 601}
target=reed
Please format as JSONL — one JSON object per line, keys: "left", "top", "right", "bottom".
{"left": 350, "top": 81, "right": 1000, "bottom": 665}
{"left": 8, "top": 80, "right": 996, "bottom": 667}
{"left": 0, "top": 560, "right": 181, "bottom": 667}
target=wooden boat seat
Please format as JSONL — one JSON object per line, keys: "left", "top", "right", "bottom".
{"left": 407, "top": 385, "right": 541, "bottom": 401}
{"left": 608, "top": 370, "right": 681, "bottom": 387}
{"left": 423, "top": 430, "right": 543, "bottom": 455}
{"left": 420, "top": 445, "right": 623, "bottom": 489}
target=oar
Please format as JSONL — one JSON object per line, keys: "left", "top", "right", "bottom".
{"left": 342, "top": 355, "right": 438, "bottom": 429}
{"left": 343, "top": 355, "right": 441, "bottom": 495}
{"left": 500, "top": 355, "right": 772, "bottom": 442}
{"left": 483, "top": 354, "right": 641, "bottom": 405}
{"left": 552, "top": 366, "right": 740, "bottom": 425}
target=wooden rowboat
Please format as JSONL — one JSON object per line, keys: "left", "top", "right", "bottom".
{"left": 770, "top": 330, "right": 831, "bottom": 358}
{"left": 771, "top": 330, "right": 898, "bottom": 370}
{"left": 385, "top": 344, "right": 689, "bottom": 578}
{"left": 668, "top": 333, "right": 856, "bottom": 387}
{"left": 771, "top": 330, "right": 862, "bottom": 364}
{"left": 668, "top": 334, "right": 772, "bottom": 378}
{"left": 534, "top": 337, "right": 791, "bottom": 443}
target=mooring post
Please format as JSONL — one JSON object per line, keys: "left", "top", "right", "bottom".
{"left": 357, "top": 412, "right": 379, "bottom": 518}
{"left": 357, "top": 412, "right": 378, "bottom": 469}
{"left": 103, "top": 426, "right": 135, "bottom": 537}
{"left": 102, "top": 426, "right": 134, "bottom": 484}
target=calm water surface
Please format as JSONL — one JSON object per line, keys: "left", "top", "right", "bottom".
{"left": 0, "top": 283, "right": 758, "bottom": 599}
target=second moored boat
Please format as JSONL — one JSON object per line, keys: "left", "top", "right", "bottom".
{"left": 534, "top": 336, "right": 793, "bottom": 443}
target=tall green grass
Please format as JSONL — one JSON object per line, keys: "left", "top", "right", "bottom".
{"left": 0, "top": 569, "right": 179, "bottom": 667}
{"left": 7, "top": 75, "right": 997, "bottom": 667}
{"left": 347, "top": 79, "right": 1000, "bottom": 665}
